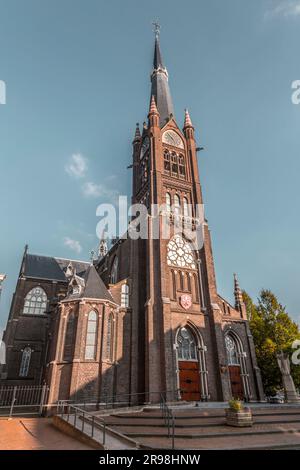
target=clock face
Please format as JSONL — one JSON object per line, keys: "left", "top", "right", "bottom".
{"left": 140, "top": 136, "right": 150, "bottom": 159}
{"left": 162, "top": 130, "right": 184, "bottom": 149}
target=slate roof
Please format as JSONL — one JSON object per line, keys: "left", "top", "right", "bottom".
{"left": 151, "top": 37, "right": 174, "bottom": 127}
{"left": 23, "top": 254, "right": 90, "bottom": 282}
{"left": 64, "top": 265, "right": 114, "bottom": 303}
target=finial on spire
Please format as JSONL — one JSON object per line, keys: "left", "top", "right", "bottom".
{"left": 149, "top": 95, "right": 159, "bottom": 115}
{"left": 134, "top": 123, "right": 141, "bottom": 141}
{"left": 234, "top": 273, "right": 243, "bottom": 308}
{"left": 183, "top": 108, "right": 193, "bottom": 128}
{"left": 152, "top": 20, "right": 161, "bottom": 40}
{"left": 98, "top": 235, "right": 108, "bottom": 260}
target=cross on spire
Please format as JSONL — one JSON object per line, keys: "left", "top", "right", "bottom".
{"left": 152, "top": 20, "right": 160, "bottom": 39}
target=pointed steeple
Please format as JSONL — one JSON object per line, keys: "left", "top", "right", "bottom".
{"left": 234, "top": 273, "right": 243, "bottom": 309}
{"left": 133, "top": 123, "right": 141, "bottom": 142}
{"left": 183, "top": 109, "right": 193, "bottom": 129}
{"left": 150, "top": 28, "right": 174, "bottom": 127}
{"left": 98, "top": 237, "right": 108, "bottom": 260}
{"left": 149, "top": 95, "right": 159, "bottom": 115}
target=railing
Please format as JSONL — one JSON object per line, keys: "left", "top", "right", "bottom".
{"left": 55, "top": 388, "right": 179, "bottom": 414}
{"left": 160, "top": 393, "right": 175, "bottom": 450}
{"left": 59, "top": 404, "right": 106, "bottom": 446}
{"left": 0, "top": 385, "right": 49, "bottom": 417}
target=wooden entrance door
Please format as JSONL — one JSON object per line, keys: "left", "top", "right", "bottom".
{"left": 228, "top": 365, "right": 244, "bottom": 399}
{"left": 179, "top": 361, "right": 201, "bottom": 401}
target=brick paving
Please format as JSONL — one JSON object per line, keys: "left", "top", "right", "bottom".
{"left": 0, "top": 418, "right": 93, "bottom": 450}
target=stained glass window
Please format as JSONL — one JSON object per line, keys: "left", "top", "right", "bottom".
{"left": 167, "top": 235, "right": 196, "bottom": 269}
{"left": 121, "top": 284, "right": 129, "bottom": 308}
{"left": 22, "top": 287, "right": 47, "bottom": 315}
{"left": 225, "top": 335, "right": 239, "bottom": 365}
{"left": 19, "top": 347, "right": 32, "bottom": 377}
{"left": 85, "top": 311, "right": 97, "bottom": 359}
{"left": 177, "top": 327, "right": 197, "bottom": 360}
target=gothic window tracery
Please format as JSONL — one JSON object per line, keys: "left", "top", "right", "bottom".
{"left": 167, "top": 235, "right": 196, "bottom": 269}
{"left": 225, "top": 335, "right": 239, "bottom": 365}
{"left": 23, "top": 287, "right": 47, "bottom": 315}
{"left": 163, "top": 149, "right": 186, "bottom": 179}
{"left": 19, "top": 346, "right": 32, "bottom": 377}
{"left": 177, "top": 327, "right": 197, "bottom": 361}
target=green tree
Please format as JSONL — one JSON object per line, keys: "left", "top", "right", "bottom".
{"left": 242, "top": 289, "right": 300, "bottom": 396}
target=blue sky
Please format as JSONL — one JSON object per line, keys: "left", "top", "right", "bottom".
{"left": 0, "top": 0, "right": 300, "bottom": 331}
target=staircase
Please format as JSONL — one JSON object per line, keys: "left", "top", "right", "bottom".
{"left": 94, "top": 405, "right": 300, "bottom": 449}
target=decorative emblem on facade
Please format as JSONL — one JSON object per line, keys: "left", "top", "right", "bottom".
{"left": 180, "top": 294, "right": 192, "bottom": 310}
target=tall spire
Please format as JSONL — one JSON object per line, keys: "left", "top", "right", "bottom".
{"left": 150, "top": 23, "right": 174, "bottom": 127}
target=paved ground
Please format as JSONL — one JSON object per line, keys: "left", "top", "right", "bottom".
{"left": 0, "top": 418, "right": 93, "bottom": 450}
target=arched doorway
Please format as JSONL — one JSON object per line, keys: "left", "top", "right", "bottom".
{"left": 225, "top": 333, "right": 250, "bottom": 400}
{"left": 176, "top": 326, "right": 208, "bottom": 401}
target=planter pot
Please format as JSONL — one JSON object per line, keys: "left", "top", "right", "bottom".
{"left": 225, "top": 408, "right": 253, "bottom": 427}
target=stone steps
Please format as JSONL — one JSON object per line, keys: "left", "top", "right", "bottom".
{"left": 96, "top": 405, "right": 300, "bottom": 449}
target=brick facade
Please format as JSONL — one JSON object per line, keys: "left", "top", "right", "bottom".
{"left": 0, "top": 33, "right": 264, "bottom": 404}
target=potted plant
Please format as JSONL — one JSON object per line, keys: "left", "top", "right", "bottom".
{"left": 225, "top": 399, "right": 253, "bottom": 427}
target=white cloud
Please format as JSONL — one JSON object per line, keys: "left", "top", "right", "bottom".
{"left": 265, "top": 0, "right": 300, "bottom": 18}
{"left": 65, "top": 153, "right": 87, "bottom": 178}
{"left": 63, "top": 237, "right": 82, "bottom": 254}
{"left": 82, "top": 181, "right": 119, "bottom": 201}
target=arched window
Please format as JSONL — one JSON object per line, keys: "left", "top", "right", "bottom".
{"left": 174, "top": 194, "right": 180, "bottom": 216}
{"left": 23, "top": 287, "right": 47, "bottom": 315}
{"left": 177, "top": 327, "right": 197, "bottom": 361}
{"left": 85, "top": 311, "right": 98, "bottom": 360}
{"left": 225, "top": 335, "right": 239, "bottom": 365}
{"left": 19, "top": 347, "right": 32, "bottom": 377}
{"left": 121, "top": 284, "right": 129, "bottom": 307}
{"left": 171, "top": 152, "right": 178, "bottom": 177}
{"left": 167, "top": 235, "right": 196, "bottom": 269}
{"left": 183, "top": 197, "right": 189, "bottom": 218}
{"left": 171, "top": 270, "right": 176, "bottom": 300}
{"left": 164, "top": 150, "right": 170, "bottom": 174}
{"left": 63, "top": 312, "right": 77, "bottom": 361}
{"left": 111, "top": 257, "right": 118, "bottom": 284}
{"left": 166, "top": 192, "right": 171, "bottom": 213}
{"left": 106, "top": 314, "right": 114, "bottom": 361}
{"left": 178, "top": 154, "right": 186, "bottom": 179}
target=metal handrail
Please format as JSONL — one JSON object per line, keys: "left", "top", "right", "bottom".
{"left": 61, "top": 404, "right": 107, "bottom": 446}
{"left": 56, "top": 388, "right": 179, "bottom": 413}
{"left": 160, "top": 393, "right": 175, "bottom": 449}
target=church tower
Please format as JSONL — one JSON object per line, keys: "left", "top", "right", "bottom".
{"left": 130, "top": 27, "right": 264, "bottom": 402}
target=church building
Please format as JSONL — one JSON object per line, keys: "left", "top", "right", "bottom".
{"left": 1, "top": 32, "right": 264, "bottom": 404}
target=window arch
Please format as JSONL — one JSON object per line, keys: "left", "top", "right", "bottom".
{"left": 23, "top": 287, "right": 47, "bottom": 315}
{"left": 164, "top": 150, "right": 171, "bottom": 174}
{"left": 166, "top": 192, "right": 171, "bottom": 213}
{"left": 174, "top": 194, "right": 181, "bottom": 216}
{"left": 177, "top": 327, "right": 197, "bottom": 361}
{"left": 121, "top": 284, "right": 129, "bottom": 308}
{"left": 183, "top": 197, "right": 189, "bottom": 218}
{"left": 225, "top": 334, "right": 239, "bottom": 365}
{"left": 19, "top": 346, "right": 32, "bottom": 377}
{"left": 63, "top": 312, "right": 77, "bottom": 361}
{"left": 167, "top": 235, "right": 196, "bottom": 269}
{"left": 106, "top": 314, "right": 114, "bottom": 361}
{"left": 85, "top": 311, "right": 98, "bottom": 360}
{"left": 111, "top": 257, "right": 118, "bottom": 284}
